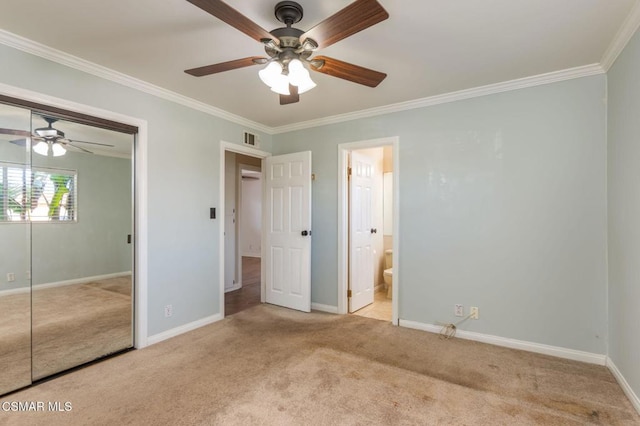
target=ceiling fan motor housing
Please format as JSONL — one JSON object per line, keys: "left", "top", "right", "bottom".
{"left": 274, "top": 1, "right": 303, "bottom": 26}
{"left": 35, "top": 127, "right": 64, "bottom": 140}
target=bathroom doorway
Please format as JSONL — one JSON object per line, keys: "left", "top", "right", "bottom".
{"left": 337, "top": 138, "right": 399, "bottom": 325}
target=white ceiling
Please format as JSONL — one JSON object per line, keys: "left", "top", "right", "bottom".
{"left": 0, "top": 0, "right": 636, "bottom": 128}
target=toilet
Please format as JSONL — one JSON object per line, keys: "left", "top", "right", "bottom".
{"left": 383, "top": 249, "right": 393, "bottom": 299}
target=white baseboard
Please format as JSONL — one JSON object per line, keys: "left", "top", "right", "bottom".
{"left": 0, "top": 271, "right": 132, "bottom": 297}
{"left": 607, "top": 357, "right": 640, "bottom": 415}
{"left": 399, "top": 319, "right": 607, "bottom": 366}
{"left": 311, "top": 303, "right": 338, "bottom": 314}
{"left": 147, "top": 313, "right": 223, "bottom": 346}
{"left": 224, "top": 283, "right": 242, "bottom": 293}
{"left": 241, "top": 252, "right": 261, "bottom": 258}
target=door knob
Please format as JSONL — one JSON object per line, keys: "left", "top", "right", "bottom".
{"left": 301, "top": 230, "right": 309, "bottom": 236}
{"left": 370, "top": 228, "right": 377, "bottom": 234}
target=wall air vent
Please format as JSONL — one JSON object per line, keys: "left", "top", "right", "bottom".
{"left": 243, "top": 131, "right": 259, "bottom": 148}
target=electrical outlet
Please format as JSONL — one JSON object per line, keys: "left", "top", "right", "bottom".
{"left": 164, "top": 304, "right": 173, "bottom": 318}
{"left": 6, "top": 273, "right": 15, "bottom": 282}
{"left": 454, "top": 304, "right": 464, "bottom": 317}
{"left": 470, "top": 307, "right": 479, "bottom": 320}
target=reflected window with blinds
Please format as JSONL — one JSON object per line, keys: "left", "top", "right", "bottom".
{"left": 0, "top": 162, "right": 77, "bottom": 222}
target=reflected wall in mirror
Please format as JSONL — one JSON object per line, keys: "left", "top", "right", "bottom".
{"left": 0, "top": 103, "right": 32, "bottom": 395}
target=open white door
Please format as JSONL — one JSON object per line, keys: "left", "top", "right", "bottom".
{"left": 265, "top": 151, "right": 312, "bottom": 312}
{"left": 349, "top": 151, "right": 375, "bottom": 312}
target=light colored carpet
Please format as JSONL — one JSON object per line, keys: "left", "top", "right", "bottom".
{"left": 0, "top": 304, "right": 638, "bottom": 425}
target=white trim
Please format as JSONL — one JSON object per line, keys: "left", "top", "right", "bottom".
{"left": 219, "top": 142, "right": 271, "bottom": 319}
{"left": 311, "top": 303, "right": 339, "bottom": 314}
{"left": 0, "top": 272, "right": 132, "bottom": 296}
{"left": 272, "top": 64, "right": 605, "bottom": 134}
{"left": 241, "top": 252, "right": 262, "bottom": 258}
{"left": 338, "top": 137, "right": 400, "bottom": 325}
{"left": 399, "top": 319, "right": 607, "bottom": 365}
{"left": 0, "top": 82, "right": 149, "bottom": 349}
{"left": 0, "top": 29, "right": 271, "bottom": 135}
{"left": 224, "top": 283, "right": 242, "bottom": 293}
{"left": 36, "top": 271, "right": 132, "bottom": 289}
{"left": 607, "top": 357, "right": 640, "bottom": 415}
{"left": 147, "top": 314, "right": 223, "bottom": 346}
{"left": 601, "top": 1, "right": 640, "bottom": 71}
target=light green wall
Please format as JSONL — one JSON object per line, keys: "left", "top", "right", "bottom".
{"left": 0, "top": 141, "right": 132, "bottom": 289}
{"left": 608, "top": 27, "right": 640, "bottom": 400}
{"left": 0, "top": 43, "right": 273, "bottom": 336}
{"left": 30, "top": 151, "right": 132, "bottom": 285}
{"left": 274, "top": 75, "right": 608, "bottom": 354}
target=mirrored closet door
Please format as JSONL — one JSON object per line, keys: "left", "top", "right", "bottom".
{"left": 0, "top": 103, "right": 32, "bottom": 395}
{"left": 0, "top": 101, "right": 135, "bottom": 394}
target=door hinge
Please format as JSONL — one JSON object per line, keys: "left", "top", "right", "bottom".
{"left": 348, "top": 167, "right": 352, "bottom": 177}
{"left": 347, "top": 289, "right": 352, "bottom": 298}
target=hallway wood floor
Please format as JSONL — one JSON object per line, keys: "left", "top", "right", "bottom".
{"left": 224, "top": 256, "right": 261, "bottom": 316}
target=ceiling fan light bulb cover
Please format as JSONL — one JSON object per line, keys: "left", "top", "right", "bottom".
{"left": 33, "top": 141, "right": 49, "bottom": 156}
{"left": 287, "top": 59, "right": 315, "bottom": 93}
{"left": 270, "top": 80, "right": 291, "bottom": 95}
{"left": 51, "top": 143, "right": 66, "bottom": 157}
{"left": 294, "top": 71, "right": 316, "bottom": 94}
{"left": 259, "top": 62, "right": 284, "bottom": 87}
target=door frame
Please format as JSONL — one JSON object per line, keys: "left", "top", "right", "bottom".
{"left": 338, "top": 137, "right": 400, "bottom": 324}
{"left": 219, "top": 141, "right": 270, "bottom": 317}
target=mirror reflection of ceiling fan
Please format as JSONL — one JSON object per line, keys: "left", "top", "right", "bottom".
{"left": 1, "top": 117, "right": 115, "bottom": 156}
{"left": 184, "top": 0, "right": 389, "bottom": 105}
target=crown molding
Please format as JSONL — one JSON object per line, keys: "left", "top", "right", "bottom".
{"left": 0, "top": 29, "right": 608, "bottom": 136}
{"left": 271, "top": 63, "right": 605, "bottom": 134}
{"left": 601, "top": 1, "right": 640, "bottom": 71}
{"left": 0, "top": 29, "right": 272, "bottom": 135}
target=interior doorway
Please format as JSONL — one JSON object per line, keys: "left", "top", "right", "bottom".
{"left": 348, "top": 146, "right": 393, "bottom": 322}
{"left": 338, "top": 137, "right": 399, "bottom": 325}
{"left": 220, "top": 142, "right": 269, "bottom": 317}
{"left": 224, "top": 158, "right": 263, "bottom": 316}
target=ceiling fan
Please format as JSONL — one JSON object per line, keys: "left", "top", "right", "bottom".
{"left": 184, "top": 0, "right": 389, "bottom": 105}
{"left": 1, "top": 117, "right": 115, "bottom": 156}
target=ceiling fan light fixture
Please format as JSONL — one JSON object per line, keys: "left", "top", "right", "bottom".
{"left": 33, "top": 140, "right": 49, "bottom": 156}
{"left": 288, "top": 59, "right": 315, "bottom": 93}
{"left": 270, "top": 78, "right": 291, "bottom": 95}
{"left": 51, "top": 143, "right": 66, "bottom": 157}
{"left": 259, "top": 61, "right": 284, "bottom": 88}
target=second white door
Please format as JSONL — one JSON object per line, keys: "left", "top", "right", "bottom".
{"left": 349, "top": 151, "right": 375, "bottom": 312}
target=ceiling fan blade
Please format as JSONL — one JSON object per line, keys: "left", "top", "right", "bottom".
{"left": 186, "top": 0, "right": 278, "bottom": 45}
{"left": 300, "top": 0, "right": 388, "bottom": 49}
{"left": 310, "top": 56, "right": 386, "bottom": 87}
{"left": 61, "top": 141, "right": 93, "bottom": 154}
{"left": 0, "top": 128, "right": 32, "bottom": 138}
{"left": 185, "top": 56, "right": 266, "bottom": 77}
{"left": 279, "top": 85, "right": 300, "bottom": 105}
{"left": 66, "top": 138, "right": 115, "bottom": 148}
